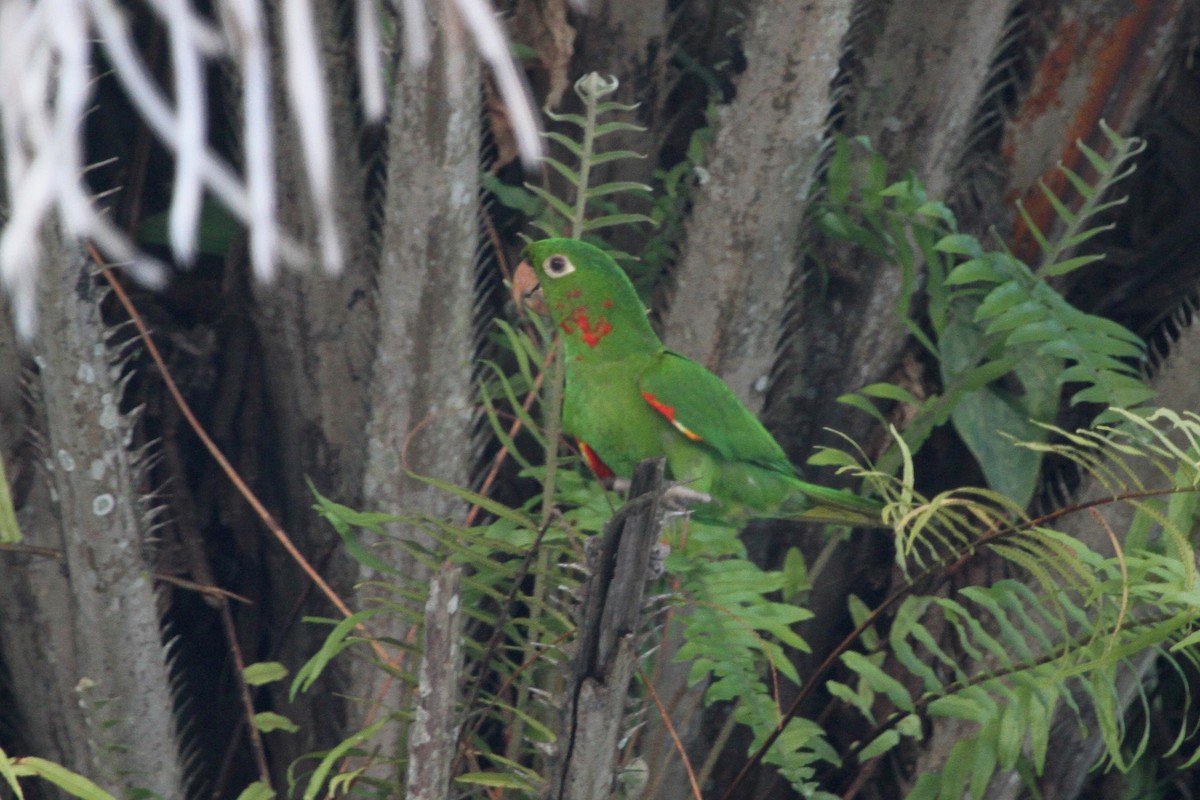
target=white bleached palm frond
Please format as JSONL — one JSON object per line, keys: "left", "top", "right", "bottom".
{"left": 0, "top": 0, "right": 544, "bottom": 338}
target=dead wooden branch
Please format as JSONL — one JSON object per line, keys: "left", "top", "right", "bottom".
{"left": 405, "top": 564, "right": 465, "bottom": 800}
{"left": 550, "top": 457, "right": 666, "bottom": 800}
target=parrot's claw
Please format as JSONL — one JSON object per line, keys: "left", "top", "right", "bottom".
{"left": 660, "top": 483, "right": 712, "bottom": 511}
{"left": 647, "top": 542, "right": 671, "bottom": 579}
{"left": 605, "top": 476, "right": 710, "bottom": 511}
{"left": 606, "top": 477, "right": 631, "bottom": 494}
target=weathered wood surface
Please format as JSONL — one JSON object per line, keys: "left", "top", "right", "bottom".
{"left": 550, "top": 458, "right": 665, "bottom": 800}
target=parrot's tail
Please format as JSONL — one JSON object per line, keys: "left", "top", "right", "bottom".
{"left": 784, "top": 481, "right": 886, "bottom": 528}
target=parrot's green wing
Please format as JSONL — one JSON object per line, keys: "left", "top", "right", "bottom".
{"left": 636, "top": 351, "right": 793, "bottom": 471}
{"left": 637, "top": 351, "right": 883, "bottom": 525}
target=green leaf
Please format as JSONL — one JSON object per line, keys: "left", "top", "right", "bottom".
{"left": 0, "top": 746, "right": 24, "bottom": 800}
{"left": 940, "top": 313, "right": 1058, "bottom": 506}
{"left": 984, "top": 302, "right": 1049, "bottom": 335}
{"left": 859, "top": 382, "right": 920, "bottom": 404}
{"left": 405, "top": 471, "right": 537, "bottom": 529}
{"left": 592, "top": 120, "right": 647, "bottom": 137}
{"left": 235, "top": 781, "right": 276, "bottom": 800}
{"left": 586, "top": 180, "right": 653, "bottom": 198}
{"left": 541, "top": 129, "right": 585, "bottom": 157}
{"left": 828, "top": 679, "right": 875, "bottom": 720}
{"left": 1027, "top": 688, "right": 1052, "bottom": 773}
{"left": 480, "top": 172, "right": 544, "bottom": 216}
{"left": 587, "top": 149, "right": 648, "bottom": 167}
{"left": 1041, "top": 252, "right": 1104, "bottom": 277}
{"left": 1003, "top": 319, "right": 1069, "bottom": 345}
{"left": 945, "top": 258, "right": 1000, "bottom": 286}
{"left": 934, "top": 233, "right": 983, "bottom": 257}
{"left": 455, "top": 772, "right": 538, "bottom": 789}
{"left": 524, "top": 183, "right": 576, "bottom": 222}
{"left": 8, "top": 758, "right": 117, "bottom": 800}
{"left": 907, "top": 773, "right": 941, "bottom": 800}
{"left": 975, "top": 282, "right": 1028, "bottom": 321}
{"left": 581, "top": 213, "right": 654, "bottom": 231}
{"left": 996, "top": 698, "right": 1023, "bottom": 769}
{"left": 928, "top": 693, "right": 990, "bottom": 723}
{"left": 0, "top": 454, "right": 20, "bottom": 543}
{"left": 954, "top": 358, "right": 1018, "bottom": 394}
{"left": 897, "top": 714, "right": 924, "bottom": 740}
{"left": 828, "top": 137, "right": 852, "bottom": 204}
{"left": 842, "top": 652, "right": 914, "bottom": 712}
{"left": 253, "top": 712, "right": 299, "bottom": 734}
{"left": 310, "top": 483, "right": 400, "bottom": 576}
{"left": 967, "top": 731, "right": 998, "bottom": 800}
{"left": 859, "top": 729, "right": 901, "bottom": 761}
{"left": 243, "top": 662, "right": 288, "bottom": 686}
{"left": 836, "top": 392, "right": 886, "bottom": 422}
{"left": 781, "top": 546, "right": 811, "bottom": 600}
{"left": 291, "top": 608, "right": 383, "bottom": 699}
{"left": 541, "top": 156, "right": 582, "bottom": 186}
{"left": 302, "top": 719, "right": 387, "bottom": 800}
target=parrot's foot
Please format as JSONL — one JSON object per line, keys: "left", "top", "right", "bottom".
{"left": 647, "top": 542, "right": 670, "bottom": 579}
{"left": 660, "top": 483, "right": 712, "bottom": 512}
{"left": 581, "top": 528, "right": 671, "bottom": 580}
{"left": 603, "top": 476, "right": 711, "bottom": 511}
{"left": 606, "top": 477, "right": 631, "bottom": 494}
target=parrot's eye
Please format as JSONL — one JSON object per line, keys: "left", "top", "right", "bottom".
{"left": 542, "top": 254, "right": 576, "bottom": 278}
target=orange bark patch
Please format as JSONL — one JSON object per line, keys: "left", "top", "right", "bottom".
{"left": 1005, "top": 0, "right": 1178, "bottom": 261}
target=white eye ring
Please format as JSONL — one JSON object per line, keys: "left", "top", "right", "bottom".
{"left": 542, "top": 254, "right": 576, "bottom": 278}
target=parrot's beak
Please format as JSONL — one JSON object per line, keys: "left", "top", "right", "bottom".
{"left": 512, "top": 260, "right": 547, "bottom": 315}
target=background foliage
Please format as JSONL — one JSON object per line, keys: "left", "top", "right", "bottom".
{"left": 1, "top": 2, "right": 1200, "bottom": 800}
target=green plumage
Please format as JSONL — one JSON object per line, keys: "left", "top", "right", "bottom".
{"left": 516, "top": 238, "right": 883, "bottom": 526}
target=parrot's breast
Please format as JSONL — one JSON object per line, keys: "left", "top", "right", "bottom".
{"left": 562, "top": 356, "right": 677, "bottom": 476}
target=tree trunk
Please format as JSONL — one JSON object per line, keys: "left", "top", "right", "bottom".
{"left": 0, "top": 233, "right": 185, "bottom": 798}
{"left": 643, "top": 1, "right": 854, "bottom": 794}
{"left": 355, "top": 0, "right": 484, "bottom": 759}
{"left": 246, "top": 0, "right": 378, "bottom": 769}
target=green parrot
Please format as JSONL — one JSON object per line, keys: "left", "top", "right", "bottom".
{"left": 512, "top": 238, "right": 883, "bottom": 527}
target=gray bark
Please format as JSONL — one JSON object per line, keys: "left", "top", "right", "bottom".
{"left": 248, "top": 0, "right": 378, "bottom": 768}
{"left": 643, "top": 2, "right": 855, "bottom": 794}
{"left": 998, "top": 1, "right": 1184, "bottom": 224}
{"left": 662, "top": 0, "right": 854, "bottom": 409}
{"left": 404, "top": 565, "right": 465, "bottom": 800}
{"left": 551, "top": 459, "right": 665, "bottom": 800}
{"left": 650, "top": 2, "right": 1022, "bottom": 795}
{"left": 759, "top": 0, "right": 1020, "bottom": 683}
{"left": 0, "top": 233, "right": 184, "bottom": 798}
{"left": 355, "top": 0, "right": 483, "bottom": 756}
{"left": 850, "top": 0, "right": 1016, "bottom": 201}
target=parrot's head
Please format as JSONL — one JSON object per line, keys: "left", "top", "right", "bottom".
{"left": 512, "top": 238, "right": 658, "bottom": 355}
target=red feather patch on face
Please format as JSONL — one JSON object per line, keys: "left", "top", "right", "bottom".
{"left": 579, "top": 440, "right": 615, "bottom": 480}
{"left": 561, "top": 306, "right": 613, "bottom": 348}
{"left": 642, "top": 391, "right": 704, "bottom": 442}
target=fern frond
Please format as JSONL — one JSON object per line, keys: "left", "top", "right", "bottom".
{"left": 819, "top": 126, "right": 1155, "bottom": 505}
{"left": 521, "top": 73, "right": 656, "bottom": 239}
{"left": 819, "top": 405, "right": 1200, "bottom": 796}
{"left": 1020, "top": 121, "right": 1146, "bottom": 278}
